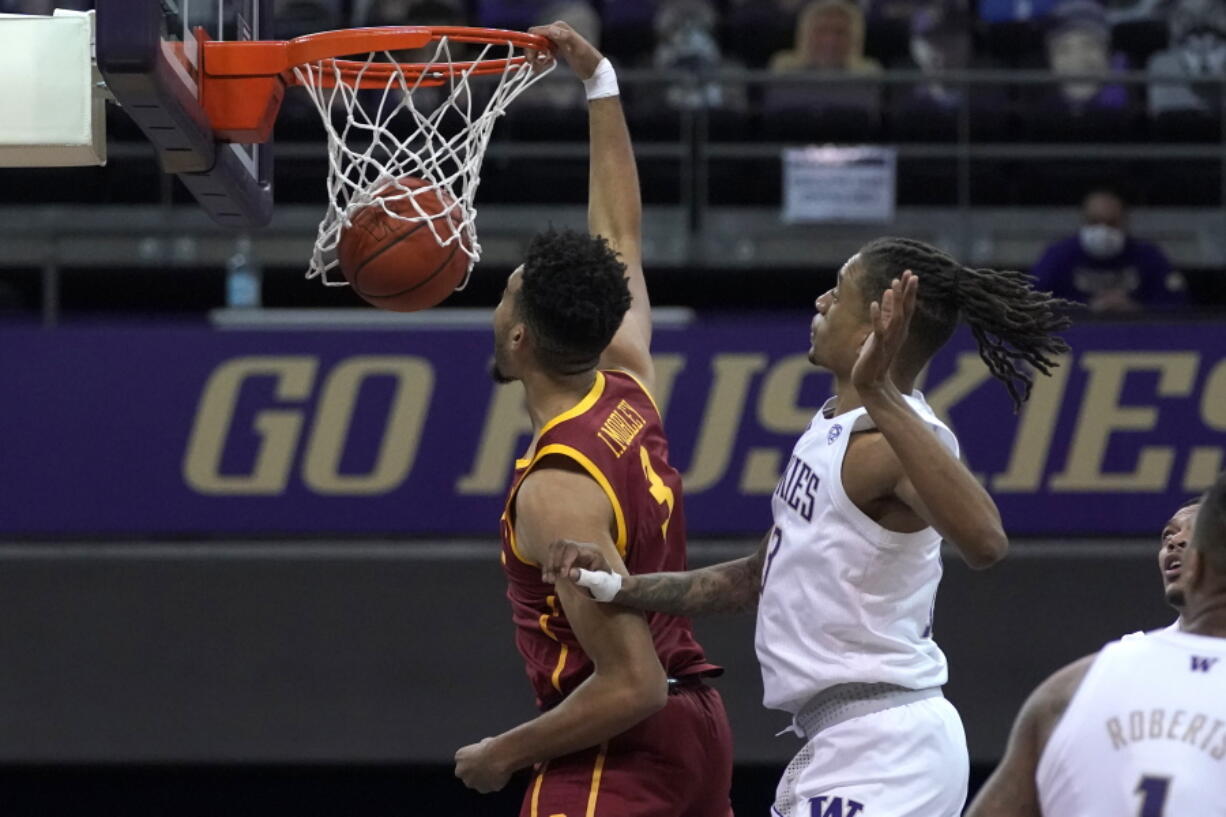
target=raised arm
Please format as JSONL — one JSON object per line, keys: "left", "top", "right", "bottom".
{"left": 543, "top": 529, "right": 773, "bottom": 616}
{"left": 454, "top": 460, "right": 666, "bottom": 792}
{"left": 853, "top": 272, "right": 1008, "bottom": 569}
{"left": 528, "top": 22, "right": 652, "bottom": 387}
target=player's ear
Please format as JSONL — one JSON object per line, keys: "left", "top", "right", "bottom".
{"left": 509, "top": 323, "right": 527, "bottom": 350}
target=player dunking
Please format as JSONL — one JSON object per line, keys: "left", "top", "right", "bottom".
{"left": 546, "top": 242, "right": 1071, "bottom": 816}
{"left": 453, "top": 22, "right": 733, "bottom": 817}
{"left": 965, "top": 471, "right": 1226, "bottom": 817}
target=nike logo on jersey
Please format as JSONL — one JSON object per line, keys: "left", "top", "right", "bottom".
{"left": 1191, "top": 656, "right": 1219, "bottom": 672}
{"left": 810, "top": 796, "right": 865, "bottom": 817}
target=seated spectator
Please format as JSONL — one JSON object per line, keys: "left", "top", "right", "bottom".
{"left": 766, "top": 0, "right": 882, "bottom": 120}
{"left": 890, "top": 3, "right": 1015, "bottom": 138}
{"left": 906, "top": 4, "right": 976, "bottom": 110}
{"left": 1031, "top": 187, "right": 1186, "bottom": 312}
{"left": 1041, "top": 0, "right": 1130, "bottom": 111}
{"left": 648, "top": 0, "right": 747, "bottom": 112}
{"left": 1147, "top": 0, "right": 1226, "bottom": 115}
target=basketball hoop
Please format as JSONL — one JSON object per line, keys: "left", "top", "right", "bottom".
{"left": 199, "top": 27, "right": 554, "bottom": 286}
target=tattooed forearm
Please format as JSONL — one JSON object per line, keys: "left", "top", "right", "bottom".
{"left": 616, "top": 536, "right": 769, "bottom": 616}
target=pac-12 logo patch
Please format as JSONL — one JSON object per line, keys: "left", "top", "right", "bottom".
{"left": 827, "top": 424, "right": 843, "bottom": 445}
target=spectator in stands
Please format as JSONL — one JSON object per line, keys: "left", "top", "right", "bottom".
{"left": 1031, "top": 187, "right": 1186, "bottom": 312}
{"left": 649, "top": 0, "right": 747, "bottom": 111}
{"left": 1147, "top": 0, "right": 1226, "bottom": 115}
{"left": 766, "top": 0, "right": 882, "bottom": 118}
{"left": 1042, "top": 0, "right": 1130, "bottom": 111}
{"left": 906, "top": 4, "right": 975, "bottom": 111}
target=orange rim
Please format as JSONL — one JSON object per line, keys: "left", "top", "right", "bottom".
{"left": 203, "top": 25, "right": 552, "bottom": 88}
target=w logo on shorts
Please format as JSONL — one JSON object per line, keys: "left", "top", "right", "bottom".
{"left": 810, "top": 795, "right": 865, "bottom": 816}
{"left": 1190, "top": 655, "right": 1219, "bottom": 672}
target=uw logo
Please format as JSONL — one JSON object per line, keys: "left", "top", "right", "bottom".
{"left": 810, "top": 796, "right": 865, "bottom": 817}
{"left": 827, "top": 424, "right": 843, "bottom": 445}
{"left": 1191, "top": 656, "right": 1219, "bottom": 673}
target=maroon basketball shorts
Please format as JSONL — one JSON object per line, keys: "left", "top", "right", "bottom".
{"left": 519, "top": 682, "right": 734, "bottom": 817}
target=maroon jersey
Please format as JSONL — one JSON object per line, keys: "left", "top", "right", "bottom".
{"left": 501, "top": 369, "right": 721, "bottom": 710}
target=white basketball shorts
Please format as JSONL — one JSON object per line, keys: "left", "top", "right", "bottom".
{"left": 771, "top": 695, "right": 969, "bottom": 817}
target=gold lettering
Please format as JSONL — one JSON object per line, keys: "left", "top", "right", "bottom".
{"left": 302, "top": 357, "right": 433, "bottom": 495}
{"left": 1201, "top": 359, "right": 1226, "bottom": 430}
{"left": 921, "top": 352, "right": 992, "bottom": 429}
{"left": 1185, "top": 447, "right": 1224, "bottom": 492}
{"left": 1051, "top": 353, "right": 1198, "bottom": 491}
{"left": 596, "top": 401, "right": 646, "bottom": 458}
{"left": 1186, "top": 359, "right": 1226, "bottom": 491}
{"left": 648, "top": 354, "right": 685, "bottom": 419}
{"left": 740, "top": 355, "right": 828, "bottom": 493}
{"left": 457, "top": 383, "right": 531, "bottom": 495}
{"left": 1106, "top": 717, "right": 1127, "bottom": 750}
{"left": 682, "top": 354, "right": 768, "bottom": 492}
{"left": 994, "top": 354, "right": 1072, "bottom": 492}
{"left": 183, "top": 356, "right": 316, "bottom": 495}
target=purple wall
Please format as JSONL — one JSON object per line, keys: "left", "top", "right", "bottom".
{"left": 3, "top": 319, "right": 1222, "bottom": 536}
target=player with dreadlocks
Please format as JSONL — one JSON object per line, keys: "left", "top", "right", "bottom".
{"left": 543, "top": 236, "right": 1072, "bottom": 817}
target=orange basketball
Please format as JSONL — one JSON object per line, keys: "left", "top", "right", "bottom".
{"left": 337, "top": 177, "right": 471, "bottom": 312}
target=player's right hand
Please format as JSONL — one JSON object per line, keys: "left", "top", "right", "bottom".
{"left": 527, "top": 21, "right": 604, "bottom": 80}
{"left": 542, "top": 538, "right": 613, "bottom": 586}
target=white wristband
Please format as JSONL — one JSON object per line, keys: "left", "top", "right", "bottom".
{"left": 576, "top": 568, "right": 623, "bottom": 602}
{"left": 583, "top": 58, "right": 619, "bottom": 101}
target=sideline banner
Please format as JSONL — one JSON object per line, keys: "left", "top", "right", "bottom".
{"left": 2, "top": 320, "right": 1222, "bottom": 536}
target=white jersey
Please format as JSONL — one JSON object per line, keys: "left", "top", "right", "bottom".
{"left": 1037, "top": 628, "right": 1226, "bottom": 817}
{"left": 755, "top": 391, "right": 959, "bottom": 713}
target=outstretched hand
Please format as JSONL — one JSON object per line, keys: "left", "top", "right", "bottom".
{"left": 542, "top": 538, "right": 613, "bottom": 590}
{"left": 851, "top": 270, "right": 919, "bottom": 393}
{"left": 526, "top": 21, "right": 604, "bottom": 79}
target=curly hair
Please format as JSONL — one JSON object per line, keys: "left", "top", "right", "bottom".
{"left": 517, "top": 228, "right": 631, "bottom": 376}
{"left": 856, "top": 236, "right": 1074, "bottom": 411}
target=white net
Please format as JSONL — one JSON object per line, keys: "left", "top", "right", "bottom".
{"left": 292, "top": 34, "right": 553, "bottom": 286}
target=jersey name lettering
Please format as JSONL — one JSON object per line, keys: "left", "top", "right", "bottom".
{"left": 1105, "top": 709, "right": 1226, "bottom": 759}
{"left": 774, "top": 454, "right": 820, "bottom": 522}
{"left": 596, "top": 399, "right": 647, "bottom": 458}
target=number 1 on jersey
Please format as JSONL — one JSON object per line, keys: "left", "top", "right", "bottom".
{"left": 1135, "top": 775, "right": 1170, "bottom": 817}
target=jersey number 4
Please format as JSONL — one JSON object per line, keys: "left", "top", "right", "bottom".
{"left": 1136, "top": 775, "right": 1170, "bottom": 817}
{"left": 640, "top": 448, "right": 675, "bottom": 540}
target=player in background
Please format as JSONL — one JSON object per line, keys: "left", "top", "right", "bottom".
{"left": 1157, "top": 497, "right": 1200, "bottom": 623}
{"left": 453, "top": 22, "right": 732, "bottom": 817}
{"left": 964, "top": 471, "right": 1226, "bottom": 817}
{"left": 546, "top": 242, "right": 1072, "bottom": 817}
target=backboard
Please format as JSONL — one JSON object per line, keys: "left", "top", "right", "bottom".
{"left": 96, "top": 0, "right": 274, "bottom": 227}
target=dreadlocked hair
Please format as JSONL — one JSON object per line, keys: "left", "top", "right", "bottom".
{"left": 518, "top": 227, "right": 631, "bottom": 376}
{"left": 857, "top": 236, "right": 1073, "bottom": 411}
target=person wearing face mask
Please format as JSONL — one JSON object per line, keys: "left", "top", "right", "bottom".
{"left": 1030, "top": 187, "right": 1186, "bottom": 313}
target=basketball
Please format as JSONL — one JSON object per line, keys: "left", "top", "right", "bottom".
{"left": 337, "top": 177, "right": 472, "bottom": 312}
